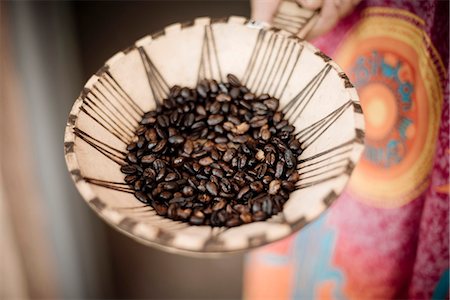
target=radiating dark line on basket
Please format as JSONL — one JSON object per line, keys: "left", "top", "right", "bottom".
{"left": 208, "top": 25, "right": 223, "bottom": 82}
{"left": 298, "top": 139, "right": 354, "bottom": 164}
{"left": 74, "top": 128, "right": 126, "bottom": 165}
{"left": 296, "top": 101, "right": 351, "bottom": 138}
{"left": 96, "top": 77, "right": 141, "bottom": 124}
{"left": 104, "top": 71, "right": 144, "bottom": 115}
{"left": 198, "top": 25, "right": 223, "bottom": 82}
{"left": 271, "top": 41, "right": 297, "bottom": 98}
{"left": 242, "top": 29, "right": 265, "bottom": 85}
{"left": 138, "top": 47, "right": 169, "bottom": 105}
{"left": 276, "top": 42, "right": 303, "bottom": 99}
{"left": 79, "top": 106, "right": 130, "bottom": 144}
{"left": 85, "top": 177, "right": 133, "bottom": 193}
{"left": 298, "top": 148, "right": 352, "bottom": 170}
{"left": 83, "top": 91, "right": 134, "bottom": 135}
{"left": 261, "top": 37, "right": 289, "bottom": 93}
{"left": 248, "top": 32, "right": 276, "bottom": 89}
{"left": 298, "top": 161, "right": 349, "bottom": 179}
{"left": 90, "top": 87, "right": 137, "bottom": 131}
{"left": 283, "top": 64, "right": 331, "bottom": 120}
{"left": 253, "top": 33, "right": 279, "bottom": 94}
{"left": 299, "top": 101, "right": 352, "bottom": 150}
{"left": 83, "top": 97, "right": 134, "bottom": 139}
{"left": 295, "top": 173, "right": 342, "bottom": 190}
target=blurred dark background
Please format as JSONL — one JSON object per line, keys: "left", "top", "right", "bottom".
{"left": 1, "top": 1, "right": 250, "bottom": 299}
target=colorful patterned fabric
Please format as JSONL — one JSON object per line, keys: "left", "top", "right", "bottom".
{"left": 244, "top": 1, "right": 449, "bottom": 299}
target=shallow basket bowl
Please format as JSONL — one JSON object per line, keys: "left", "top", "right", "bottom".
{"left": 64, "top": 16, "right": 365, "bottom": 256}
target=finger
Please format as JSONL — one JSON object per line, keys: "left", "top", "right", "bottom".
{"left": 251, "top": 0, "right": 282, "bottom": 23}
{"left": 335, "top": 0, "right": 359, "bottom": 18}
{"left": 296, "top": 0, "right": 323, "bottom": 10}
{"left": 304, "top": 0, "right": 340, "bottom": 39}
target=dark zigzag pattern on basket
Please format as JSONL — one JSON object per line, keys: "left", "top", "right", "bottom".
{"left": 242, "top": 29, "right": 303, "bottom": 99}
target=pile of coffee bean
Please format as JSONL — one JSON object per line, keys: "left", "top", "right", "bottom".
{"left": 121, "top": 74, "right": 301, "bottom": 227}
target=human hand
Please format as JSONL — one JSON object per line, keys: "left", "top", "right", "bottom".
{"left": 251, "top": 0, "right": 361, "bottom": 39}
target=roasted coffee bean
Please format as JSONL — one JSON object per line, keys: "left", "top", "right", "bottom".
{"left": 190, "top": 211, "right": 205, "bottom": 225}
{"left": 121, "top": 165, "right": 137, "bottom": 174}
{"left": 135, "top": 191, "right": 148, "bottom": 203}
{"left": 223, "top": 148, "right": 236, "bottom": 162}
{"left": 232, "top": 122, "right": 250, "bottom": 135}
{"left": 168, "top": 135, "right": 185, "bottom": 144}
{"left": 199, "top": 156, "right": 214, "bottom": 166}
{"left": 206, "top": 182, "right": 219, "bottom": 196}
{"left": 229, "top": 87, "right": 240, "bottom": 99}
{"left": 253, "top": 211, "right": 266, "bottom": 221}
{"left": 275, "top": 161, "right": 284, "bottom": 178}
{"left": 250, "top": 181, "right": 264, "bottom": 192}
{"left": 124, "top": 76, "right": 301, "bottom": 227}
{"left": 215, "top": 93, "right": 231, "bottom": 102}
{"left": 183, "top": 139, "right": 194, "bottom": 154}
{"left": 124, "top": 174, "right": 138, "bottom": 183}
{"left": 268, "top": 180, "right": 281, "bottom": 195}
{"left": 207, "top": 114, "right": 224, "bottom": 125}
{"left": 227, "top": 73, "right": 241, "bottom": 87}
{"left": 284, "top": 149, "right": 296, "bottom": 168}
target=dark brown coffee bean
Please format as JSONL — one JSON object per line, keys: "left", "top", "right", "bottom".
{"left": 124, "top": 174, "right": 138, "bottom": 183}
{"left": 209, "top": 101, "right": 221, "bottom": 114}
{"left": 263, "top": 98, "right": 279, "bottom": 111}
{"left": 232, "top": 122, "right": 250, "bottom": 135}
{"left": 287, "top": 171, "right": 300, "bottom": 182}
{"left": 165, "top": 172, "right": 178, "bottom": 181}
{"left": 183, "top": 139, "right": 194, "bottom": 154}
{"left": 168, "top": 135, "right": 185, "bottom": 144}
{"left": 255, "top": 163, "right": 268, "bottom": 179}
{"left": 134, "top": 191, "right": 148, "bottom": 203}
{"left": 173, "top": 156, "right": 185, "bottom": 167}
{"left": 199, "top": 156, "right": 214, "bottom": 166}
{"left": 207, "top": 114, "right": 224, "bottom": 125}
{"left": 284, "top": 149, "right": 296, "bottom": 168}
{"left": 191, "top": 121, "right": 206, "bottom": 130}
{"left": 240, "top": 212, "right": 252, "bottom": 223}
{"left": 268, "top": 180, "right": 281, "bottom": 195}
{"left": 222, "top": 148, "right": 236, "bottom": 162}
{"left": 206, "top": 182, "right": 219, "bottom": 196}
{"left": 152, "top": 139, "right": 167, "bottom": 153}
{"left": 253, "top": 211, "right": 266, "bottom": 221}
{"left": 192, "top": 150, "right": 207, "bottom": 158}
{"left": 223, "top": 121, "right": 235, "bottom": 131}
{"left": 226, "top": 218, "right": 241, "bottom": 227}
{"left": 281, "top": 181, "right": 295, "bottom": 192}
{"left": 216, "top": 93, "right": 231, "bottom": 102}
{"left": 121, "top": 165, "right": 137, "bottom": 174}
{"left": 153, "top": 202, "right": 168, "bottom": 216}
{"left": 250, "top": 116, "right": 268, "bottom": 128}
{"left": 190, "top": 211, "right": 205, "bottom": 225}
{"left": 183, "top": 112, "right": 195, "bottom": 127}
{"left": 275, "top": 161, "right": 284, "bottom": 178}
{"left": 196, "top": 105, "right": 207, "bottom": 115}
{"left": 127, "top": 142, "right": 137, "bottom": 151}
{"left": 237, "top": 186, "right": 250, "bottom": 200}
{"left": 250, "top": 181, "right": 264, "bottom": 192}
{"left": 227, "top": 73, "right": 241, "bottom": 87}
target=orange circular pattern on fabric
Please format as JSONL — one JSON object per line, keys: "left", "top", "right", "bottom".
{"left": 334, "top": 10, "right": 443, "bottom": 207}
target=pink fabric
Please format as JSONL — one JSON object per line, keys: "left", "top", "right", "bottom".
{"left": 245, "top": 1, "right": 449, "bottom": 299}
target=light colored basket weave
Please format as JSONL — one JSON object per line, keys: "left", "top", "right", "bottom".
{"left": 64, "top": 16, "right": 364, "bottom": 256}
